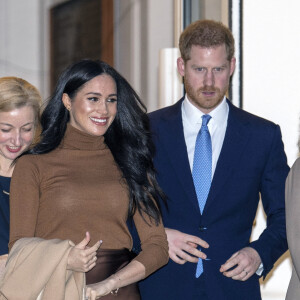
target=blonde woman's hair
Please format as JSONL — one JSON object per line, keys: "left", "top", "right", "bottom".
{"left": 0, "top": 76, "right": 42, "bottom": 124}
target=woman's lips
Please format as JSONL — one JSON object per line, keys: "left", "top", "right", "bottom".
{"left": 6, "top": 145, "right": 22, "bottom": 153}
{"left": 89, "top": 117, "right": 108, "bottom": 126}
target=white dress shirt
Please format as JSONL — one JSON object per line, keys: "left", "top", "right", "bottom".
{"left": 182, "top": 95, "right": 228, "bottom": 177}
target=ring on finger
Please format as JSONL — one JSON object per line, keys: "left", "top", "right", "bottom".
{"left": 243, "top": 269, "right": 248, "bottom": 276}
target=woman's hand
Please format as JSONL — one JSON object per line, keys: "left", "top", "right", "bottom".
{"left": 67, "top": 232, "right": 102, "bottom": 272}
{"left": 85, "top": 259, "right": 145, "bottom": 299}
{"left": 85, "top": 276, "right": 118, "bottom": 300}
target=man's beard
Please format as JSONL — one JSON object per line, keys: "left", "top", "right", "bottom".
{"left": 185, "top": 82, "right": 227, "bottom": 111}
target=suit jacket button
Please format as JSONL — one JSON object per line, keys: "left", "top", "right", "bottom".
{"left": 199, "top": 226, "right": 207, "bottom": 232}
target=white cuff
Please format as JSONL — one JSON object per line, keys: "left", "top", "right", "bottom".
{"left": 256, "top": 262, "right": 264, "bottom": 276}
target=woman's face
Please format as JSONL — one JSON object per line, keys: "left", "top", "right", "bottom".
{"left": 0, "top": 106, "right": 36, "bottom": 162}
{"left": 63, "top": 74, "right": 118, "bottom": 136}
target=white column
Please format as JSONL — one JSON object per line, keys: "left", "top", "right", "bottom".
{"left": 158, "top": 48, "right": 183, "bottom": 108}
{"left": 230, "top": 0, "right": 242, "bottom": 107}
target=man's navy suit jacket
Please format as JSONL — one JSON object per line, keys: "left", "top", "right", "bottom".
{"left": 139, "top": 98, "right": 289, "bottom": 300}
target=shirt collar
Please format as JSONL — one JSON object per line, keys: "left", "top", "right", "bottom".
{"left": 182, "top": 95, "right": 228, "bottom": 126}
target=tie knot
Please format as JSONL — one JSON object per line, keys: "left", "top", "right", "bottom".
{"left": 202, "top": 114, "right": 211, "bottom": 127}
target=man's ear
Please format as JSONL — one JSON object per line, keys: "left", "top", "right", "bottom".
{"left": 177, "top": 57, "right": 185, "bottom": 77}
{"left": 230, "top": 57, "right": 236, "bottom": 76}
{"left": 62, "top": 93, "right": 71, "bottom": 111}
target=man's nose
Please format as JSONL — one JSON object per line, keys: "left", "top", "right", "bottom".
{"left": 204, "top": 70, "right": 215, "bottom": 86}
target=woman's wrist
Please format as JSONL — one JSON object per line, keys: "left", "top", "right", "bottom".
{"left": 109, "top": 274, "right": 121, "bottom": 294}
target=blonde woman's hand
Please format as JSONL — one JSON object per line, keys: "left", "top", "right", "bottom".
{"left": 67, "top": 232, "right": 102, "bottom": 272}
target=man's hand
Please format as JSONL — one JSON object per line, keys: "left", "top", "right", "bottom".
{"left": 220, "top": 247, "right": 262, "bottom": 281}
{"left": 165, "top": 228, "right": 209, "bottom": 264}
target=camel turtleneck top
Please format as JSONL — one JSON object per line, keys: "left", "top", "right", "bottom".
{"left": 9, "top": 124, "right": 168, "bottom": 276}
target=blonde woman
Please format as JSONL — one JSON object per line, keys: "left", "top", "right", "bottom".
{"left": 0, "top": 77, "right": 41, "bottom": 256}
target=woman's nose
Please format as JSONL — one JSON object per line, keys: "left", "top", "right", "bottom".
{"left": 96, "top": 100, "right": 108, "bottom": 114}
{"left": 11, "top": 131, "right": 21, "bottom": 146}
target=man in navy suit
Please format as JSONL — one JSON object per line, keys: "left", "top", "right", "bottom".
{"left": 139, "top": 20, "right": 289, "bottom": 299}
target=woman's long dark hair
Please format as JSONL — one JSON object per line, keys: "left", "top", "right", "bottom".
{"left": 29, "top": 59, "right": 164, "bottom": 224}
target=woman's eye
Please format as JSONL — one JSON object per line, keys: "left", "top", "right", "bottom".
{"left": 22, "top": 128, "right": 33, "bottom": 132}
{"left": 107, "top": 98, "right": 117, "bottom": 103}
{"left": 87, "top": 97, "right": 98, "bottom": 102}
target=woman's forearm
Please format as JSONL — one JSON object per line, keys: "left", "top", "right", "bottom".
{"left": 109, "top": 260, "right": 145, "bottom": 290}
{"left": 86, "top": 260, "right": 145, "bottom": 298}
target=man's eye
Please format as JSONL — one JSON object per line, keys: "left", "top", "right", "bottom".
{"left": 213, "top": 68, "right": 223, "bottom": 72}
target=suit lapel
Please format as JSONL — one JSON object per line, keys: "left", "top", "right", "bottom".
{"left": 158, "top": 99, "right": 200, "bottom": 212}
{"left": 204, "top": 101, "right": 251, "bottom": 213}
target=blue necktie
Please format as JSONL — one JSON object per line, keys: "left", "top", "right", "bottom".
{"left": 192, "top": 114, "right": 212, "bottom": 278}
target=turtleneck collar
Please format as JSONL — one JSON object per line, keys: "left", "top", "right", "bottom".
{"left": 60, "top": 124, "right": 107, "bottom": 151}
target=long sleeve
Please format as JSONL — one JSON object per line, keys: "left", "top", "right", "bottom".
{"left": 132, "top": 209, "right": 168, "bottom": 277}
{"left": 249, "top": 125, "right": 289, "bottom": 277}
{"left": 9, "top": 156, "right": 40, "bottom": 251}
{"left": 0, "top": 176, "right": 11, "bottom": 255}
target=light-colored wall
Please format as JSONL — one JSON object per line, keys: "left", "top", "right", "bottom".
{"left": 0, "top": 0, "right": 42, "bottom": 93}
{"left": 244, "top": 1, "right": 299, "bottom": 298}
{"left": 0, "top": 0, "right": 174, "bottom": 110}
{"left": 243, "top": 0, "right": 299, "bottom": 166}
{"left": 114, "top": 0, "right": 142, "bottom": 96}
{"left": 114, "top": 0, "right": 174, "bottom": 112}
{"left": 0, "top": 0, "right": 69, "bottom": 99}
